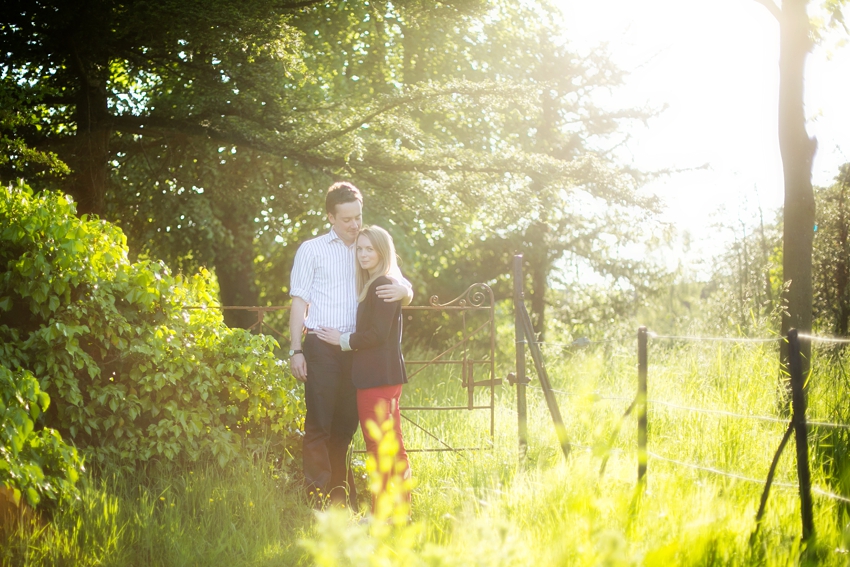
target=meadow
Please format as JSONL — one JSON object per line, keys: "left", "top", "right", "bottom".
{"left": 3, "top": 333, "right": 850, "bottom": 567}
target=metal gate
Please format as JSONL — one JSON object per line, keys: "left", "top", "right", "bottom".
{"left": 212, "top": 282, "right": 498, "bottom": 452}
{"left": 397, "top": 283, "right": 498, "bottom": 452}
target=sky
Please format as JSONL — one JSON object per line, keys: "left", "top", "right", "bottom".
{"left": 553, "top": 0, "right": 850, "bottom": 266}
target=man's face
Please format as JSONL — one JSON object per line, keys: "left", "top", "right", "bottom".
{"left": 328, "top": 200, "right": 362, "bottom": 245}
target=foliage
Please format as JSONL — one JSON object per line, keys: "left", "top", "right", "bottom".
{"left": 0, "top": 181, "right": 302, "bottom": 470}
{"left": 5, "top": 340, "right": 850, "bottom": 565}
{"left": 0, "top": 104, "right": 69, "bottom": 182}
{"left": 813, "top": 163, "right": 850, "bottom": 335}
{"left": 687, "top": 208, "right": 783, "bottom": 336}
{"left": 301, "top": 419, "right": 418, "bottom": 566}
{"left": 684, "top": 162, "right": 850, "bottom": 338}
{"left": 1, "top": 0, "right": 660, "bottom": 339}
{"left": 0, "top": 366, "right": 82, "bottom": 507}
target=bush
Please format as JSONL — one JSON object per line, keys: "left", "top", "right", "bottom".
{"left": 0, "top": 366, "right": 82, "bottom": 506}
{"left": 0, "top": 181, "right": 303, "bottom": 479}
{"left": 814, "top": 163, "right": 850, "bottom": 335}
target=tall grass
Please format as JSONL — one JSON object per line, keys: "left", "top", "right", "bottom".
{"left": 2, "top": 459, "right": 314, "bottom": 566}
{"left": 4, "top": 338, "right": 850, "bottom": 566}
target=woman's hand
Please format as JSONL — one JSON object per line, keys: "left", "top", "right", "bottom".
{"left": 316, "top": 326, "right": 342, "bottom": 345}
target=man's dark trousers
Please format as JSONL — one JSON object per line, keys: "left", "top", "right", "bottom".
{"left": 302, "top": 333, "right": 359, "bottom": 507}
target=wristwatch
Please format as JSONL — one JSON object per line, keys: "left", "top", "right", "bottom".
{"left": 288, "top": 349, "right": 303, "bottom": 357}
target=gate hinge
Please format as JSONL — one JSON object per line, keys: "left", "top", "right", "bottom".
{"left": 506, "top": 372, "right": 530, "bottom": 386}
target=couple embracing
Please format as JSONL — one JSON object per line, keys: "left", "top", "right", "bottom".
{"left": 288, "top": 181, "right": 411, "bottom": 513}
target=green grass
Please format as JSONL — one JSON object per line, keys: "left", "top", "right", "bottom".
{"left": 4, "top": 339, "right": 850, "bottom": 566}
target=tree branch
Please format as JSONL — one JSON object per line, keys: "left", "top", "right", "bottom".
{"left": 751, "top": 0, "right": 781, "bottom": 21}
{"left": 276, "top": 0, "right": 327, "bottom": 8}
{"left": 108, "top": 112, "right": 626, "bottom": 183}
{"left": 296, "top": 81, "right": 528, "bottom": 152}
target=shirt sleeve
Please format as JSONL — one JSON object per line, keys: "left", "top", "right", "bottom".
{"left": 289, "top": 241, "right": 314, "bottom": 303}
{"left": 340, "top": 332, "right": 352, "bottom": 351}
{"left": 387, "top": 265, "right": 412, "bottom": 291}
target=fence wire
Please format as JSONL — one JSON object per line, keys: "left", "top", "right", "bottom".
{"left": 521, "top": 325, "right": 850, "bottom": 508}
{"left": 538, "top": 337, "right": 633, "bottom": 349}
{"left": 529, "top": 383, "right": 632, "bottom": 402}
{"left": 799, "top": 333, "right": 850, "bottom": 345}
{"left": 648, "top": 330, "right": 850, "bottom": 345}
{"left": 648, "top": 399, "right": 787, "bottom": 425}
{"left": 648, "top": 399, "right": 850, "bottom": 431}
{"left": 530, "top": 385, "right": 850, "bottom": 431}
{"left": 647, "top": 451, "right": 798, "bottom": 489}
{"left": 648, "top": 451, "right": 850, "bottom": 504}
{"left": 812, "top": 486, "right": 850, "bottom": 504}
{"left": 648, "top": 333, "right": 782, "bottom": 344}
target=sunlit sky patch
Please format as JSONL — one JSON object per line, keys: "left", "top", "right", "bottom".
{"left": 553, "top": 0, "right": 850, "bottom": 265}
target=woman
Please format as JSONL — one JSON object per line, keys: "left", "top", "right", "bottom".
{"left": 316, "top": 225, "right": 411, "bottom": 512}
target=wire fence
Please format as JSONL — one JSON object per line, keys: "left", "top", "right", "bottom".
{"left": 538, "top": 337, "right": 634, "bottom": 349}
{"left": 647, "top": 333, "right": 782, "bottom": 344}
{"left": 510, "top": 255, "right": 849, "bottom": 540}
{"left": 522, "top": 327, "right": 850, "bottom": 511}
{"left": 647, "top": 453, "right": 850, "bottom": 505}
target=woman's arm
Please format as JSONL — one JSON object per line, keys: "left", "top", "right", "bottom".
{"left": 348, "top": 294, "right": 398, "bottom": 350}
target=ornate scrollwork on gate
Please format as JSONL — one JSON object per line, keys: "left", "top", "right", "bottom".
{"left": 429, "top": 283, "right": 494, "bottom": 309}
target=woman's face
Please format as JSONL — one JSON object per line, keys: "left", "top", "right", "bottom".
{"left": 357, "top": 234, "right": 381, "bottom": 273}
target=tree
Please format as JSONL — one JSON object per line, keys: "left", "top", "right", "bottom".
{"left": 752, "top": 0, "right": 847, "bottom": 375}
{"left": 694, "top": 207, "right": 783, "bottom": 335}
{"left": 104, "top": 0, "right": 658, "bottom": 340}
{"left": 385, "top": 1, "right": 660, "bottom": 339}
{"left": 0, "top": 0, "right": 494, "bottom": 325}
{"left": 3, "top": 0, "right": 658, "bottom": 338}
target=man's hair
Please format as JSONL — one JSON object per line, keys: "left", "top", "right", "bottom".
{"left": 326, "top": 181, "right": 363, "bottom": 215}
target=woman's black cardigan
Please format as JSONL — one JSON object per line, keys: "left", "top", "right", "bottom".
{"left": 349, "top": 275, "right": 408, "bottom": 389}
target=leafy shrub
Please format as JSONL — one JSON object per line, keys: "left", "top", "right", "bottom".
{"left": 814, "top": 163, "right": 850, "bottom": 335}
{"left": 0, "top": 181, "right": 303, "bottom": 476}
{"left": 0, "top": 366, "right": 82, "bottom": 506}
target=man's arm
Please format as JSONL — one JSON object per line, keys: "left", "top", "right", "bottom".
{"left": 288, "top": 240, "right": 314, "bottom": 382}
{"left": 376, "top": 269, "right": 414, "bottom": 305}
{"left": 375, "top": 283, "right": 413, "bottom": 305}
{"left": 289, "top": 296, "right": 309, "bottom": 382}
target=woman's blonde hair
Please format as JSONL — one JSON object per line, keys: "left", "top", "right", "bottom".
{"left": 356, "top": 225, "right": 398, "bottom": 303}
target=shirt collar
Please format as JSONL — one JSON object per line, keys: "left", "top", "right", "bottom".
{"left": 328, "top": 227, "right": 355, "bottom": 249}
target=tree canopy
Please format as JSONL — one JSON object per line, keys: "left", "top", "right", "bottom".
{"left": 2, "top": 0, "right": 660, "bottom": 336}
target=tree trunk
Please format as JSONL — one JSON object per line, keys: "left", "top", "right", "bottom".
{"left": 525, "top": 220, "right": 550, "bottom": 341}
{"left": 525, "top": 90, "right": 559, "bottom": 340}
{"left": 67, "top": 58, "right": 111, "bottom": 217}
{"left": 778, "top": 0, "right": 816, "bottom": 387}
{"left": 215, "top": 211, "right": 261, "bottom": 329}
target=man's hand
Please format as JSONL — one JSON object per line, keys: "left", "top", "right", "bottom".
{"left": 376, "top": 282, "right": 410, "bottom": 303}
{"left": 290, "top": 353, "right": 307, "bottom": 382}
{"left": 316, "top": 326, "right": 342, "bottom": 345}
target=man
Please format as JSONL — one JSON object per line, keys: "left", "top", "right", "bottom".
{"left": 288, "top": 181, "right": 412, "bottom": 507}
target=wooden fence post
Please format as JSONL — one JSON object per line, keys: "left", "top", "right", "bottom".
{"left": 787, "top": 329, "right": 814, "bottom": 540}
{"left": 513, "top": 255, "right": 528, "bottom": 463}
{"left": 638, "top": 326, "right": 648, "bottom": 482}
